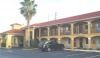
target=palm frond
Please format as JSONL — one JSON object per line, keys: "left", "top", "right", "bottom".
{"left": 20, "top": 0, "right": 37, "bottom": 21}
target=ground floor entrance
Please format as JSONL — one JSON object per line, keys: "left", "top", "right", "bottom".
{"left": 12, "top": 36, "right": 24, "bottom": 48}
{"left": 79, "top": 38, "right": 83, "bottom": 48}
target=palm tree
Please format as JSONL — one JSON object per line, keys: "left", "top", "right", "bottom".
{"left": 20, "top": 0, "right": 37, "bottom": 48}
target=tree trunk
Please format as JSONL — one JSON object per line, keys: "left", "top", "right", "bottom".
{"left": 27, "top": 20, "right": 30, "bottom": 48}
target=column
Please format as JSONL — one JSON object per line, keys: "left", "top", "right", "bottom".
{"left": 88, "top": 37, "right": 91, "bottom": 49}
{"left": 39, "top": 28, "right": 41, "bottom": 37}
{"left": 71, "top": 38, "right": 74, "bottom": 49}
{"left": 23, "top": 36, "right": 26, "bottom": 48}
{"left": 83, "top": 38, "right": 86, "bottom": 49}
{"left": 58, "top": 26, "right": 60, "bottom": 36}
{"left": 71, "top": 23, "right": 74, "bottom": 35}
{"left": 58, "top": 39, "right": 61, "bottom": 44}
{"left": 6, "top": 35, "right": 13, "bottom": 49}
{"left": 47, "top": 27, "right": 50, "bottom": 37}
{"left": 47, "top": 38, "right": 50, "bottom": 41}
{"left": 88, "top": 22, "right": 91, "bottom": 34}
{"left": 11, "top": 36, "right": 14, "bottom": 47}
{"left": 32, "top": 28, "right": 35, "bottom": 40}
{"left": 38, "top": 38, "right": 41, "bottom": 42}
{"left": 16, "top": 37, "right": 18, "bottom": 47}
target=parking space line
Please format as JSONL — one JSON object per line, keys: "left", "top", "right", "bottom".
{"left": 65, "top": 52, "right": 89, "bottom": 57}
{"left": 86, "top": 55, "right": 100, "bottom": 58}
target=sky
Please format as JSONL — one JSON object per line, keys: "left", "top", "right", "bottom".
{"left": 0, "top": 0, "right": 100, "bottom": 33}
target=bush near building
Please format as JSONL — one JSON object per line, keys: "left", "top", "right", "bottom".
{"left": 30, "top": 39, "right": 39, "bottom": 48}
{"left": 1, "top": 42, "right": 6, "bottom": 47}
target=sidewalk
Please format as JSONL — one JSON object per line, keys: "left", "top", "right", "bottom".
{"left": 64, "top": 49, "right": 100, "bottom": 53}
{"left": 22, "top": 48, "right": 39, "bottom": 51}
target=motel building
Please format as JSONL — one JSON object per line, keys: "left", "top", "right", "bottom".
{"left": 0, "top": 11, "right": 100, "bottom": 50}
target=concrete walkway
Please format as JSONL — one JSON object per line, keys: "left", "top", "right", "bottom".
{"left": 65, "top": 49, "right": 100, "bottom": 53}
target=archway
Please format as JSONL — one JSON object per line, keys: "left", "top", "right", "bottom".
{"left": 60, "top": 23, "right": 71, "bottom": 35}
{"left": 91, "top": 36, "right": 100, "bottom": 50}
{"left": 74, "top": 22, "right": 88, "bottom": 34}
{"left": 40, "top": 38, "right": 48, "bottom": 43}
{"left": 74, "top": 37, "right": 88, "bottom": 49}
{"left": 91, "top": 19, "right": 100, "bottom": 33}
{"left": 61, "top": 37, "right": 71, "bottom": 48}
{"left": 50, "top": 26, "right": 58, "bottom": 36}
{"left": 50, "top": 38, "right": 58, "bottom": 43}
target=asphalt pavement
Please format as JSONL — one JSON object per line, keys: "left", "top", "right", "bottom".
{"left": 0, "top": 48, "right": 100, "bottom": 58}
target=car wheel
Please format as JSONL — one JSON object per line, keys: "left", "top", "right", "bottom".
{"left": 47, "top": 48, "right": 51, "bottom": 52}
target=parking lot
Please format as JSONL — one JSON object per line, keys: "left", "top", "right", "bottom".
{"left": 35, "top": 50, "right": 100, "bottom": 58}
{"left": 0, "top": 48, "right": 100, "bottom": 58}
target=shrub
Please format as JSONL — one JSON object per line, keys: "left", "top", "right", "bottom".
{"left": 1, "top": 42, "right": 6, "bottom": 47}
{"left": 30, "top": 39, "right": 39, "bottom": 48}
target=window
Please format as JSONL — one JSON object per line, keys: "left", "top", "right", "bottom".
{"left": 92, "top": 39, "right": 95, "bottom": 44}
{"left": 60, "top": 27, "right": 63, "bottom": 31}
{"left": 66, "top": 26, "right": 70, "bottom": 31}
{"left": 86, "top": 38, "right": 88, "bottom": 44}
{"left": 68, "top": 38, "right": 70, "bottom": 44}
{"left": 96, "top": 22, "right": 100, "bottom": 28}
{"left": 98, "top": 39, "right": 100, "bottom": 44}
{"left": 42, "top": 28, "right": 47, "bottom": 36}
{"left": 66, "top": 27, "right": 69, "bottom": 31}
{"left": 85, "top": 25, "right": 88, "bottom": 29}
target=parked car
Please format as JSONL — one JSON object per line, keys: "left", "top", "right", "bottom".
{"left": 39, "top": 40, "right": 64, "bottom": 52}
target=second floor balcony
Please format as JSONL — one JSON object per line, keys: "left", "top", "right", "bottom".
{"left": 50, "top": 26, "right": 58, "bottom": 36}
{"left": 36, "top": 18, "right": 100, "bottom": 37}
{"left": 73, "top": 22, "right": 88, "bottom": 34}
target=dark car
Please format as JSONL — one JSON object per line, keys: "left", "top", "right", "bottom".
{"left": 39, "top": 40, "right": 64, "bottom": 52}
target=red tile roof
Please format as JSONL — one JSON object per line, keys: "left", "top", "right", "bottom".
{"left": 1, "top": 29, "right": 24, "bottom": 34}
{"left": 31, "top": 11, "right": 100, "bottom": 27}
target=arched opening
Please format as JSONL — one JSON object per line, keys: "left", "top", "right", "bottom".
{"left": 12, "top": 36, "right": 24, "bottom": 48}
{"left": 91, "top": 36, "right": 100, "bottom": 50}
{"left": 60, "top": 23, "right": 71, "bottom": 35}
{"left": 74, "top": 37, "right": 88, "bottom": 49}
{"left": 34, "top": 28, "right": 39, "bottom": 38}
{"left": 61, "top": 37, "right": 71, "bottom": 48}
{"left": 50, "top": 26, "right": 58, "bottom": 36}
{"left": 74, "top": 22, "right": 88, "bottom": 34}
{"left": 40, "top": 38, "right": 48, "bottom": 42}
{"left": 91, "top": 19, "right": 100, "bottom": 33}
{"left": 41, "top": 27, "right": 48, "bottom": 36}
{"left": 50, "top": 38, "right": 58, "bottom": 43}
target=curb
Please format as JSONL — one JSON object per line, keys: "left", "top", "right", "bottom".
{"left": 0, "top": 47, "right": 6, "bottom": 48}
{"left": 22, "top": 48, "right": 39, "bottom": 51}
{"left": 64, "top": 49, "right": 100, "bottom": 53}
